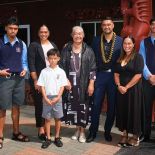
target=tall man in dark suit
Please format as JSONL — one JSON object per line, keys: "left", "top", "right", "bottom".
{"left": 28, "top": 25, "right": 57, "bottom": 140}
{"left": 86, "top": 17, "right": 122, "bottom": 142}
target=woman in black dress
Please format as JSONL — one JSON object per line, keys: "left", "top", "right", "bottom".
{"left": 114, "top": 36, "right": 144, "bottom": 147}
{"left": 60, "top": 26, "right": 96, "bottom": 143}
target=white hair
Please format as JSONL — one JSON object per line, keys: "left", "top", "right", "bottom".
{"left": 71, "top": 26, "right": 85, "bottom": 37}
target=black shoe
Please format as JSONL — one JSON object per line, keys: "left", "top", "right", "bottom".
{"left": 38, "top": 133, "right": 46, "bottom": 141}
{"left": 86, "top": 132, "right": 96, "bottom": 143}
{"left": 54, "top": 137, "right": 63, "bottom": 147}
{"left": 41, "top": 139, "right": 52, "bottom": 149}
{"left": 104, "top": 132, "right": 112, "bottom": 142}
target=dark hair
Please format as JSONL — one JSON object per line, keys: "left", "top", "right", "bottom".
{"left": 47, "top": 48, "right": 60, "bottom": 57}
{"left": 102, "top": 16, "right": 113, "bottom": 22}
{"left": 38, "top": 24, "right": 50, "bottom": 32}
{"left": 150, "top": 18, "right": 155, "bottom": 25}
{"left": 5, "top": 16, "right": 19, "bottom": 26}
{"left": 117, "top": 36, "right": 136, "bottom": 63}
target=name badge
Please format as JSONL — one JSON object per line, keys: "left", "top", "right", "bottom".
{"left": 16, "top": 47, "right": 21, "bottom": 53}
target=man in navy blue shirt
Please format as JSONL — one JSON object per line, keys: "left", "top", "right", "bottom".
{"left": 0, "top": 16, "right": 29, "bottom": 149}
{"left": 139, "top": 18, "right": 155, "bottom": 142}
{"left": 86, "top": 17, "right": 122, "bottom": 142}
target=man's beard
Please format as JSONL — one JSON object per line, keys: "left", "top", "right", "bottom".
{"left": 103, "top": 30, "right": 113, "bottom": 35}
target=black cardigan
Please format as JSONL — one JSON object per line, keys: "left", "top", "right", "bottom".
{"left": 28, "top": 41, "right": 58, "bottom": 77}
{"left": 60, "top": 42, "right": 96, "bottom": 103}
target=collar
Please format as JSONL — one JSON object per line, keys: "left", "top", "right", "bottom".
{"left": 66, "top": 41, "right": 86, "bottom": 54}
{"left": 102, "top": 35, "right": 113, "bottom": 44}
{"left": 4, "top": 34, "right": 19, "bottom": 45}
{"left": 48, "top": 65, "right": 59, "bottom": 71}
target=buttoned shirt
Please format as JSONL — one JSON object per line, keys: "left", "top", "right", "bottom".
{"left": 37, "top": 66, "right": 68, "bottom": 96}
{"left": 139, "top": 36, "right": 155, "bottom": 80}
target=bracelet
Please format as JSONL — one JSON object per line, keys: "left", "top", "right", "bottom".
{"left": 116, "top": 84, "right": 120, "bottom": 88}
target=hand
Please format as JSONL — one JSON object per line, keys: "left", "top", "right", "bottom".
{"left": 44, "top": 97, "right": 52, "bottom": 105}
{"left": 34, "top": 80, "right": 41, "bottom": 92}
{"left": 20, "top": 69, "right": 27, "bottom": 77}
{"left": 118, "top": 85, "right": 127, "bottom": 94}
{"left": 65, "top": 79, "right": 72, "bottom": 90}
{"left": 87, "top": 82, "right": 94, "bottom": 96}
{"left": 0, "top": 68, "right": 10, "bottom": 76}
{"left": 51, "top": 97, "right": 60, "bottom": 105}
{"left": 149, "top": 75, "right": 155, "bottom": 85}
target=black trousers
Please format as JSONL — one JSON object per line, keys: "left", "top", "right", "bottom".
{"left": 143, "top": 79, "right": 155, "bottom": 137}
{"left": 30, "top": 79, "right": 45, "bottom": 128}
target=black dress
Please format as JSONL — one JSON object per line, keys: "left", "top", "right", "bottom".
{"left": 115, "top": 53, "right": 144, "bottom": 135}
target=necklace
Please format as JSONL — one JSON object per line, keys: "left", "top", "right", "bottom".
{"left": 100, "top": 32, "right": 116, "bottom": 63}
{"left": 72, "top": 51, "right": 81, "bottom": 73}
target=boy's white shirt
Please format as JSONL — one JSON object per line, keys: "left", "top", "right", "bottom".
{"left": 37, "top": 65, "right": 68, "bottom": 96}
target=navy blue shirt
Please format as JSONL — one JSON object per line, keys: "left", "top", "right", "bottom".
{"left": 92, "top": 35, "right": 122, "bottom": 72}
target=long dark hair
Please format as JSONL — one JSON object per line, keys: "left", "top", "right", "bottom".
{"left": 117, "top": 36, "right": 136, "bottom": 63}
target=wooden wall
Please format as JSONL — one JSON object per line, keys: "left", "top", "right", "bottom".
{"left": 0, "top": 0, "right": 154, "bottom": 49}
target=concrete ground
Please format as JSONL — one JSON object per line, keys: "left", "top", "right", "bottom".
{"left": 1, "top": 105, "right": 155, "bottom": 155}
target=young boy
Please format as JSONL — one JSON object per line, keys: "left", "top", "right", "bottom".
{"left": 37, "top": 48, "right": 68, "bottom": 149}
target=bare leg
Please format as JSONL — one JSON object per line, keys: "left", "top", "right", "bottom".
{"left": 41, "top": 119, "right": 52, "bottom": 149}
{"left": 76, "top": 126, "right": 80, "bottom": 133}
{"left": 55, "top": 118, "right": 61, "bottom": 138}
{"left": 79, "top": 127, "right": 86, "bottom": 142}
{"left": 118, "top": 130, "right": 128, "bottom": 147}
{"left": 80, "top": 127, "right": 85, "bottom": 134}
{"left": 0, "top": 109, "right": 6, "bottom": 148}
{"left": 54, "top": 118, "right": 63, "bottom": 147}
{"left": 123, "top": 130, "right": 128, "bottom": 137}
{"left": 39, "top": 127, "right": 45, "bottom": 134}
{"left": 71, "top": 126, "right": 80, "bottom": 140}
{"left": 0, "top": 109, "right": 6, "bottom": 138}
{"left": 12, "top": 106, "right": 20, "bottom": 134}
{"left": 45, "top": 119, "right": 51, "bottom": 140}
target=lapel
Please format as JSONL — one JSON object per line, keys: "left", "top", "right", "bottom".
{"left": 37, "top": 41, "right": 45, "bottom": 62}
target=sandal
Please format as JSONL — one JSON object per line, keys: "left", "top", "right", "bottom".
{"left": 41, "top": 139, "right": 52, "bottom": 149}
{"left": 118, "top": 135, "right": 128, "bottom": 147}
{"left": 0, "top": 137, "right": 4, "bottom": 149}
{"left": 126, "top": 137, "right": 139, "bottom": 147}
{"left": 12, "top": 132, "right": 30, "bottom": 142}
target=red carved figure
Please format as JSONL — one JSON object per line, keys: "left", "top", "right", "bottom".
{"left": 121, "top": 0, "right": 152, "bottom": 50}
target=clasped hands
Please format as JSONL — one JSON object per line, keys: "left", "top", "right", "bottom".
{"left": 45, "top": 96, "right": 60, "bottom": 105}
{"left": 118, "top": 85, "right": 128, "bottom": 94}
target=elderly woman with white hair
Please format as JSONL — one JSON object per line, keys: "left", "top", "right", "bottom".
{"left": 60, "top": 26, "right": 96, "bottom": 143}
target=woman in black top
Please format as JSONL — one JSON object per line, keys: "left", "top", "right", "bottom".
{"left": 114, "top": 36, "right": 144, "bottom": 147}
{"left": 28, "top": 25, "right": 58, "bottom": 140}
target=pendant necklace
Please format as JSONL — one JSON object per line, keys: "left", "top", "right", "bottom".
{"left": 72, "top": 51, "right": 81, "bottom": 73}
